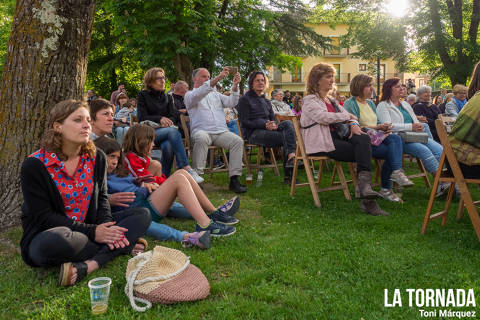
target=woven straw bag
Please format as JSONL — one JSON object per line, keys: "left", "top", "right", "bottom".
{"left": 125, "top": 246, "right": 210, "bottom": 311}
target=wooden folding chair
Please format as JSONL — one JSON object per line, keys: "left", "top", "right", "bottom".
{"left": 236, "top": 119, "right": 279, "bottom": 176}
{"left": 180, "top": 114, "right": 229, "bottom": 178}
{"left": 290, "top": 116, "right": 351, "bottom": 208}
{"left": 421, "top": 119, "right": 480, "bottom": 241}
{"left": 402, "top": 154, "right": 431, "bottom": 188}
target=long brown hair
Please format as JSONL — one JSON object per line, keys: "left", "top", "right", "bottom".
{"left": 122, "top": 124, "right": 155, "bottom": 158}
{"left": 306, "top": 63, "right": 336, "bottom": 97}
{"left": 40, "top": 99, "right": 96, "bottom": 161}
{"left": 94, "top": 136, "right": 129, "bottom": 177}
{"left": 380, "top": 78, "right": 401, "bottom": 102}
{"left": 468, "top": 61, "right": 480, "bottom": 99}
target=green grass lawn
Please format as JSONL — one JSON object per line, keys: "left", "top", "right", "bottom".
{"left": 1, "top": 161, "right": 480, "bottom": 319}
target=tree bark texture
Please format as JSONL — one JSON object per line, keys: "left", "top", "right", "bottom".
{"left": 0, "top": 0, "right": 96, "bottom": 228}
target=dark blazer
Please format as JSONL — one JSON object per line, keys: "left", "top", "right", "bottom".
{"left": 20, "top": 150, "right": 112, "bottom": 266}
{"left": 237, "top": 90, "right": 275, "bottom": 139}
{"left": 137, "top": 88, "right": 178, "bottom": 124}
{"left": 412, "top": 101, "right": 441, "bottom": 141}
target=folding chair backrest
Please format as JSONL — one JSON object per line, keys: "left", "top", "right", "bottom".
{"left": 180, "top": 115, "right": 192, "bottom": 152}
{"left": 275, "top": 114, "right": 298, "bottom": 123}
{"left": 434, "top": 119, "right": 465, "bottom": 180}
{"left": 291, "top": 116, "right": 308, "bottom": 160}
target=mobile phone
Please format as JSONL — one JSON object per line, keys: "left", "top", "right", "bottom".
{"left": 226, "top": 66, "right": 238, "bottom": 75}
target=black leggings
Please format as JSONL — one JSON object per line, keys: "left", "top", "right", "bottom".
{"left": 248, "top": 121, "right": 297, "bottom": 168}
{"left": 447, "top": 161, "right": 480, "bottom": 179}
{"left": 309, "top": 131, "right": 372, "bottom": 172}
{"left": 28, "top": 208, "right": 151, "bottom": 268}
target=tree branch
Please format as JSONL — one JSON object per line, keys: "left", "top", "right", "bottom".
{"left": 218, "top": 0, "right": 229, "bottom": 19}
{"left": 446, "top": 0, "right": 463, "bottom": 40}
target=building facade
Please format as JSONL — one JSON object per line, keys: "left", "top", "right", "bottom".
{"left": 267, "top": 24, "right": 416, "bottom": 98}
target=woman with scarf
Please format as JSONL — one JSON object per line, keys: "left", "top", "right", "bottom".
{"left": 445, "top": 84, "right": 468, "bottom": 119}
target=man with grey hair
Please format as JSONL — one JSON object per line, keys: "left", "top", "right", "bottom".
{"left": 172, "top": 80, "right": 189, "bottom": 114}
{"left": 270, "top": 89, "right": 294, "bottom": 115}
{"left": 412, "top": 85, "right": 441, "bottom": 141}
{"left": 184, "top": 67, "right": 246, "bottom": 193}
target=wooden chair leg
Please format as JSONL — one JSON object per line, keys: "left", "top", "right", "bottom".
{"left": 221, "top": 148, "right": 229, "bottom": 168}
{"left": 269, "top": 148, "right": 280, "bottom": 176}
{"left": 458, "top": 182, "right": 480, "bottom": 241}
{"left": 256, "top": 147, "right": 263, "bottom": 174}
{"left": 290, "top": 156, "right": 299, "bottom": 197}
{"left": 440, "top": 183, "right": 456, "bottom": 226}
{"left": 417, "top": 157, "right": 431, "bottom": 188}
{"left": 422, "top": 158, "right": 443, "bottom": 234}
{"left": 209, "top": 149, "right": 214, "bottom": 178}
{"left": 335, "top": 162, "right": 352, "bottom": 200}
{"left": 457, "top": 197, "right": 464, "bottom": 220}
{"left": 243, "top": 146, "right": 252, "bottom": 176}
{"left": 304, "top": 158, "right": 321, "bottom": 208}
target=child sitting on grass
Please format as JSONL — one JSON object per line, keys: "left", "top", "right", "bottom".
{"left": 95, "top": 134, "right": 239, "bottom": 240}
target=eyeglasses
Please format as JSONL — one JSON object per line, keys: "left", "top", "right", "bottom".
{"left": 155, "top": 76, "right": 166, "bottom": 81}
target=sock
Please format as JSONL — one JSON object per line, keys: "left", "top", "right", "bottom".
{"left": 198, "top": 220, "right": 212, "bottom": 229}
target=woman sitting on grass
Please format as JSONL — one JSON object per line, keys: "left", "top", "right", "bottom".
{"left": 121, "top": 124, "right": 239, "bottom": 236}
{"left": 95, "top": 136, "right": 240, "bottom": 246}
{"left": 19, "top": 99, "right": 151, "bottom": 287}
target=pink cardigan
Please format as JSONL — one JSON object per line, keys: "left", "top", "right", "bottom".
{"left": 300, "top": 94, "right": 351, "bottom": 154}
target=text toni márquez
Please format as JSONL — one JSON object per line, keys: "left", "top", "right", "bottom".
{"left": 384, "top": 289, "right": 477, "bottom": 318}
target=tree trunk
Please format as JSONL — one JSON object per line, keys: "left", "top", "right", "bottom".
{"left": 0, "top": 0, "right": 96, "bottom": 228}
{"left": 173, "top": 53, "right": 194, "bottom": 87}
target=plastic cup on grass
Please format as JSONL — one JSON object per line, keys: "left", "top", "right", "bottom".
{"left": 88, "top": 277, "right": 112, "bottom": 315}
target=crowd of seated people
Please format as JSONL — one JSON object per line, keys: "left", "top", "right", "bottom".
{"left": 22, "top": 57, "right": 480, "bottom": 287}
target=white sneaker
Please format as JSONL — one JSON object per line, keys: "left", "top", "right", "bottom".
{"left": 188, "top": 169, "right": 204, "bottom": 184}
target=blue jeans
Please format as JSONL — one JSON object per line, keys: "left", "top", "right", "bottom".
{"left": 227, "top": 120, "right": 239, "bottom": 136}
{"left": 154, "top": 127, "right": 189, "bottom": 177}
{"left": 146, "top": 201, "right": 194, "bottom": 242}
{"left": 114, "top": 126, "right": 129, "bottom": 145}
{"left": 371, "top": 134, "right": 403, "bottom": 189}
{"left": 401, "top": 124, "right": 443, "bottom": 173}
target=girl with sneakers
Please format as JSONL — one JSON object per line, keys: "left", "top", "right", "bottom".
{"left": 120, "top": 127, "right": 239, "bottom": 237}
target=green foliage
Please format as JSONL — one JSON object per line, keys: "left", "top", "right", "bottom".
{"left": 0, "top": 0, "right": 15, "bottom": 79}
{"left": 88, "top": 0, "right": 329, "bottom": 93}
{"left": 311, "top": 2, "right": 409, "bottom": 72}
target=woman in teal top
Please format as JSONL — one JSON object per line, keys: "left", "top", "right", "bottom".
{"left": 344, "top": 75, "right": 412, "bottom": 203}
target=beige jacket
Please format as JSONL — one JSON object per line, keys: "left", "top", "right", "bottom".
{"left": 300, "top": 94, "right": 351, "bottom": 154}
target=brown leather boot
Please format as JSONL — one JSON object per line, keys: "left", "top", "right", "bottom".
{"left": 360, "top": 200, "right": 390, "bottom": 216}
{"left": 357, "top": 171, "right": 381, "bottom": 199}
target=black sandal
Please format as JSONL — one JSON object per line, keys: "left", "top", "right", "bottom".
{"left": 59, "top": 261, "right": 88, "bottom": 286}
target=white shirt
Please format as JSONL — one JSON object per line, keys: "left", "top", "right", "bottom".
{"left": 184, "top": 80, "right": 240, "bottom": 135}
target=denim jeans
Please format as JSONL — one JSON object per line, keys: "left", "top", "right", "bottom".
{"left": 114, "top": 126, "right": 130, "bottom": 145}
{"left": 146, "top": 201, "right": 193, "bottom": 242}
{"left": 371, "top": 134, "right": 403, "bottom": 189}
{"left": 402, "top": 132, "right": 443, "bottom": 174}
{"left": 154, "top": 127, "right": 189, "bottom": 176}
{"left": 227, "top": 120, "right": 239, "bottom": 136}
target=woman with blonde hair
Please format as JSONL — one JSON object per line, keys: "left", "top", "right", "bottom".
{"left": 19, "top": 99, "right": 151, "bottom": 286}
{"left": 445, "top": 84, "right": 468, "bottom": 118}
{"left": 301, "top": 63, "right": 388, "bottom": 216}
{"left": 137, "top": 67, "right": 203, "bottom": 182}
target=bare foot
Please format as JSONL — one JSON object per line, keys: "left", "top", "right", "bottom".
{"left": 70, "top": 267, "right": 78, "bottom": 284}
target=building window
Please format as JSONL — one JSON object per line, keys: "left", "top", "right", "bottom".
{"left": 291, "top": 66, "right": 302, "bottom": 83}
{"left": 333, "top": 64, "right": 341, "bottom": 83}
{"left": 359, "top": 64, "right": 367, "bottom": 71}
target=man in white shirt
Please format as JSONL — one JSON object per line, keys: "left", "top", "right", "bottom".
{"left": 184, "top": 67, "right": 246, "bottom": 193}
